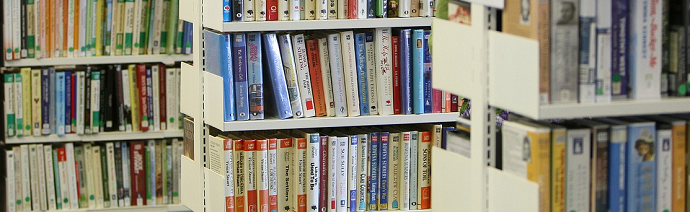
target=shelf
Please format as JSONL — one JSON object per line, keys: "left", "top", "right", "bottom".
{"left": 34, "top": 205, "right": 190, "bottom": 212}
{"left": 524, "top": 98, "right": 690, "bottom": 120}
{"left": 205, "top": 16, "right": 433, "bottom": 32}
{"left": 431, "top": 18, "right": 483, "bottom": 100}
{"left": 3, "top": 55, "right": 193, "bottom": 67}
{"left": 211, "top": 113, "right": 459, "bottom": 131}
{"left": 5, "top": 130, "right": 183, "bottom": 144}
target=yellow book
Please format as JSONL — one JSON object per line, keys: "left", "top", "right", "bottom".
{"left": 501, "top": 120, "right": 552, "bottom": 212}
{"left": 74, "top": 0, "right": 80, "bottom": 57}
{"left": 21, "top": 68, "right": 32, "bottom": 135}
{"left": 527, "top": 120, "right": 567, "bottom": 212}
{"left": 95, "top": 0, "right": 105, "bottom": 56}
{"left": 31, "top": 69, "right": 41, "bottom": 136}
{"left": 128, "top": 65, "right": 140, "bottom": 131}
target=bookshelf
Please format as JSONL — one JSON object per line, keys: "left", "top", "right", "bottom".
{"left": 4, "top": 130, "right": 184, "bottom": 144}
{"left": 3, "top": 55, "right": 193, "bottom": 67}
{"left": 27, "top": 205, "right": 191, "bottom": 212}
{"left": 211, "top": 17, "right": 434, "bottom": 32}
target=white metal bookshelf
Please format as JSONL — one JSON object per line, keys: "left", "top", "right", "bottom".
{"left": 3, "top": 54, "right": 193, "bottom": 67}
{"left": 4, "top": 130, "right": 184, "bottom": 144}
{"left": 26, "top": 205, "right": 190, "bottom": 212}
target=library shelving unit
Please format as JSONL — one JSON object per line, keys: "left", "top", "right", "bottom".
{"left": 178, "top": 0, "right": 460, "bottom": 211}
{"left": 3, "top": 54, "right": 193, "bottom": 67}
{"left": 5, "top": 130, "right": 184, "bottom": 144}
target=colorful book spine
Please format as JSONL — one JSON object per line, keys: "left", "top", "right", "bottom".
{"left": 388, "top": 132, "right": 400, "bottom": 210}
{"left": 279, "top": 34, "right": 305, "bottom": 118}
{"left": 327, "top": 33, "right": 348, "bottom": 117}
{"left": 91, "top": 71, "right": 101, "bottom": 133}
{"left": 608, "top": 123, "right": 627, "bottom": 212}
{"left": 56, "top": 72, "right": 66, "bottom": 135}
{"left": 364, "top": 33, "right": 378, "bottom": 115}
{"left": 356, "top": 133, "right": 368, "bottom": 212}
{"left": 58, "top": 147, "right": 71, "bottom": 209}
{"left": 328, "top": 136, "right": 337, "bottom": 212}
{"left": 278, "top": 138, "right": 294, "bottom": 212}
{"left": 400, "top": 131, "right": 411, "bottom": 210}
{"left": 307, "top": 39, "right": 327, "bottom": 117}
{"left": 204, "top": 30, "right": 236, "bottom": 121}
{"left": 234, "top": 140, "right": 246, "bottom": 212}
{"left": 376, "top": 0, "right": 386, "bottom": 17}
{"left": 257, "top": 139, "right": 270, "bottom": 212}
{"left": 628, "top": 0, "right": 662, "bottom": 99}
{"left": 348, "top": 0, "right": 356, "bottom": 19}
{"left": 137, "top": 65, "right": 150, "bottom": 131}
{"left": 245, "top": 139, "right": 258, "bottom": 212}
{"left": 611, "top": 0, "right": 629, "bottom": 99}
{"left": 422, "top": 30, "right": 432, "bottom": 113}
{"left": 368, "top": 132, "right": 379, "bottom": 211}
{"left": 418, "top": 131, "right": 431, "bottom": 209}
{"left": 296, "top": 138, "right": 308, "bottom": 212}
{"left": 378, "top": 132, "right": 389, "bottom": 210}
{"left": 5, "top": 74, "right": 15, "bottom": 137}
{"left": 65, "top": 72, "right": 72, "bottom": 134}
{"left": 340, "top": 31, "right": 361, "bottom": 117}
{"left": 307, "top": 134, "right": 321, "bottom": 212}
{"left": 130, "top": 142, "right": 146, "bottom": 206}
{"left": 411, "top": 29, "right": 424, "bottom": 114}
{"left": 355, "top": 33, "right": 370, "bottom": 116}
{"left": 336, "top": 136, "right": 348, "bottom": 212}
{"left": 348, "top": 134, "right": 359, "bottom": 212}
{"left": 625, "top": 122, "right": 656, "bottom": 211}
{"left": 262, "top": 33, "right": 293, "bottom": 119}
{"left": 267, "top": 0, "right": 278, "bottom": 20}
{"left": 671, "top": 120, "right": 687, "bottom": 211}
{"left": 375, "top": 28, "right": 393, "bottom": 115}
{"left": 246, "top": 32, "right": 265, "bottom": 120}
{"left": 293, "top": 34, "right": 316, "bottom": 118}
{"left": 319, "top": 136, "right": 329, "bottom": 212}
{"left": 391, "top": 34, "right": 401, "bottom": 115}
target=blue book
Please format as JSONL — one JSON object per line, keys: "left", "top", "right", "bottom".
{"left": 379, "top": 132, "right": 389, "bottom": 210}
{"left": 233, "top": 33, "right": 250, "bottom": 121}
{"left": 203, "top": 30, "right": 236, "bottom": 121}
{"left": 411, "top": 30, "right": 424, "bottom": 114}
{"left": 41, "top": 69, "right": 51, "bottom": 135}
{"left": 246, "top": 32, "right": 264, "bottom": 120}
{"left": 625, "top": 120, "right": 656, "bottom": 211}
{"left": 441, "top": 126, "right": 455, "bottom": 149}
{"left": 399, "top": 29, "right": 412, "bottom": 115}
{"left": 349, "top": 134, "right": 358, "bottom": 212}
{"left": 368, "top": 132, "right": 379, "bottom": 211}
{"left": 367, "top": 0, "right": 375, "bottom": 18}
{"left": 262, "top": 33, "right": 293, "bottom": 119}
{"left": 65, "top": 72, "right": 72, "bottom": 134}
{"left": 223, "top": 0, "right": 232, "bottom": 22}
{"left": 56, "top": 72, "right": 65, "bottom": 135}
{"left": 611, "top": 0, "right": 629, "bottom": 99}
{"left": 593, "top": 118, "right": 628, "bottom": 212}
{"left": 422, "top": 30, "right": 432, "bottom": 113}
{"left": 355, "top": 33, "right": 369, "bottom": 116}
{"left": 50, "top": 69, "right": 56, "bottom": 134}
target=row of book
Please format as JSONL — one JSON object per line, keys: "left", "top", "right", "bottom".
{"left": 3, "top": 139, "right": 184, "bottom": 212}
{"left": 2, "top": 64, "right": 184, "bottom": 137}
{"left": 220, "top": 0, "right": 436, "bottom": 22}
{"left": 501, "top": 0, "right": 676, "bottom": 104}
{"left": 501, "top": 114, "right": 690, "bottom": 212}
{"left": 205, "top": 28, "right": 457, "bottom": 121}
{"left": 207, "top": 123, "right": 454, "bottom": 212}
{"left": 2, "top": 0, "right": 194, "bottom": 60}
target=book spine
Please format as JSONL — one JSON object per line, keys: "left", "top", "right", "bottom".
{"left": 388, "top": 133, "right": 400, "bottom": 210}
{"left": 627, "top": 124, "right": 657, "bottom": 211}
{"left": 422, "top": 31, "right": 432, "bottom": 113}
{"left": 152, "top": 66, "right": 161, "bottom": 130}
{"left": 65, "top": 144, "right": 80, "bottom": 209}
{"left": 579, "top": 0, "right": 597, "bottom": 103}
{"left": 165, "top": 144, "right": 173, "bottom": 204}
{"left": 147, "top": 140, "right": 157, "bottom": 205}
{"left": 222, "top": 139, "right": 235, "bottom": 212}
{"left": 266, "top": 0, "right": 279, "bottom": 21}
{"left": 40, "top": 70, "right": 50, "bottom": 135}
{"left": 29, "top": 145, "right": 41, "bottom": 210}
{"left": 77, "top": 72, "right": 85, "bottom": 134}
{"left": 31, "top": 70, "right": 41, "bottom": 136}
{"left": 378, "top": 132, "right": 389, "bottom": 210}
{"left": 327, "top": 34, "right": 348, "bottom": 117}
{"left": 628, "top": 0, "right": 662, "bottom": 99}
{"left": 6, "top": 150, "right": 16, "bottom": 212}
{"left": 295, "top": 138, "right": 308, "bottom": 212}
{"left": 549, "top": 128, "right": 566, "bottom": 212}
{"left": 256, "top": 0, "right": 267, "bottom": 21}
{"left": 129, "top": 66, "right": 140, "bottom": 131}
{"left": 355, "top": 33, "right": 370, "bottom": 116}
{"left": 307, "top": 39, "right": 327, "bottom": 117}
{"left": 131, "top": 0, "right": 142, "bottom": 54}
{"left": 319, "top": 136, "right": 329, "bottom": 212}
{"left": 327, "top": 0, "right": 336, "bottom": 19}
{"left": 611, "top": 0, "right": 628, "bottom": 99}
{"left": 115, "top": 143, "right": 125, "bottom": 206}
{"left": 268, "top": 139, "right": 278, "bottom": 212}
{"left": 55, "top": 72, "right": 65, "bottom": 135}
{"left": 368, "top": 133, "right": 379, "bottom": 211}
{"left": 348, "top": 135, "right": 358, "bottom": 212}
{"left": 174, "top": 139, "right": 183, "bottom": 203}
{"left": 550, "top": 0, "right": 580, "bottom": 103}
{"left": 165, "top": 67, "right": 177, "bottom": 127}
{"left": 391, "top": 35, "right": 401, "bottom": 115}
{"left": 328, "top": 136, "right": 338, "bottom": 212}
{"left": 137, "top": 65, "right": 149, "bottom": 131}
{"left": 397, "top": 0, "right": 409, "bottom": 17}
{"left": 673, "top": 121, "right": 687, "bottom": 211}
{"left": 262, "top": 33, "right": 293, "bottom": 119}
{"left": 340, "top": 31, "right": 361, "bottom": 117}
{"left": 84, "top": 69, "right": 92, "bottom": 134}
{"left": 4, "top": 0, "right": 12, "bottom": 60}
{"left": 431, "top": 89, "right": 442, "bottom": 113}
{"left": 50, "top": 69, "right": 56, "bottom": 134}
{"left": 278, "top": 138, "right": 294, "bottom": 212}
{"left": 26, "top": 0, "right": 34, "bottom": 58}
{"left": 244, "top": 140, "right": 258, "bottom": 212}
{"left": 411, "top": 30, "right": 424, "bottom": 114}
{"left": 279, "top": 34, "right": 305, "bottom": 118}
{"left": 418, "top": 132, "right": 431, "bottom": 209}
{"left": 244, "top": 0, "right": 254, "bottom": 21}
{"left": 293, "top": 34, "right": 317, "bottom": 118}
{"left": 357, "top": 0, "right": 365, "bottom": 18}
{"left": 356, "top": 134, "right": 368, "bottom": 212}
{"left": 58, "top": 147, "right": 72, "bottom": 209}
{"left": 564, "top": 129, "right": 592, "bottom": 212}
{"left": 83, "top": 144, "right": 96, "bottom": 208}
{"left": 400, "top": 132, "right": 411, "bottom": 210}
{"left": 77, "top": 0, "right": 85, "bottom": 56}
{"left": 365, "top": 33, "right": 378, "bottom": 115}
{"left": 123, "top": 0, "right": 134, "bottom": 54}
{"left": 146, "top": 69, "right": 154, "bottom": 130}
{"left": 105, "top": 143, "right": 119, "bottom": 207}
{"left": 590, "top": 127, "right": 609, "bottom": 212}
{"left": 116, "top": 66, "right": 126, "bottom": 131}
{"left": 657, "top": 129, "right": 672, "bottom": 212}
{"left": 12, "top": 0, "right": 20, "bottom": 59}
{"left": 278, "top": 0, "right": 288, "bottom": 20}
{"left": 317, "top": 38, "right": 336, "bottom": 117}
{"left": 242, "top": 34, "right": 262, "bottom": 119}
{"left": 409, "top": 131, "right": 418, "bottom": 209}
{"left": 13, "top": 73, "right": 23, "bottom": 137}
{"left": 338, "top": 0, "right": 345, "bottom": 19}
{"left": 73, "top": 146, "right": 87, "bottom": 208}
{"left": 159, "top": 0, "right": 170, "bottom": 54}
{"left": 305, "top": 0, "right": 315, "bottom": 19}
{"left": 375, "top": 0, "right": 386, "bottom": 17}
{"left": 307, "top": 134, "right": 321, "bottom": 212}
{"left": 5, "top": 74, "right": 15, "bottom": 137}
{"left": 257, "top": 139, "right": 270, "bottom": 212}
{"left": 418, "top": 0, "right": 430, "bottom": 16}
{"left": 44, "top": 145, "right": 57, "bottom": 210}
{"left": 130, "top": 142, "right": 145, "bottom": 206}
{"left": 233, "top": 0, "right": 244, "bottom": 21}
{"left": 100, "top": 145, "right": 111, "bottom": 207}
{"left": 91, "top": 71, "right": 101, "bottom": 133}
{"left": 375, "top": 28, "right": 393, "bottom": 115}
{"left": 233, "top": 34, "right": 250, "bottom": 120}
{"left": 156, "top": 141, "right": 164, "bottom": 205}
{"left": 347, "top": 0, "right": 356, "bottom": 18}
{"left": 66, "top": 72, "right": 73, "bottom": 134}
{"left": 158, "top": 66, "right": 167, "bottom": 130}
{"left": 336, "top": 137, "right": 348, "bottom": 212}
{"left": 316, "top": 0, "right": 327, "bottom": 19}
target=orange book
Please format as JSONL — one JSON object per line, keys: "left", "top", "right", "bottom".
{"left": 63, "top": 0, "right": 69, "bottom": 56}
{"left": 46, "top": 0, "right": 52, "bottom": 57}
{"left": 672, "top": 121, "right": 686, "bottom": 212}
{"left": 244, "top": 139, "right": 258, "bottom": 212}
{"left": 444, "top": 92, "right": 451, "bottom": 113}
{"left": 233, "top": 140, "right": 246, "bottom": 212}
{"left": 296, "top": 138, "right": 308, "bottom": 212}
{"left": 306, "top": 39, "right": 326, "bottom": 117}
{"left": 418, "top": 131, "right": 432, "bottom": 209}
{"left": 74, "top": 0, "right": 80, "bottom": 56}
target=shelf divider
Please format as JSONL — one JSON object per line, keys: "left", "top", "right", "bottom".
{"left": 3, "top": 55, "right": 193, "bottom": 67}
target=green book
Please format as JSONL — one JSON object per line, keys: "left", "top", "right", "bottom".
{"left": 27, "top": 0, "right": 35, "bottom": 58}
{"left": 159, "top": 0, "right": 170, "bottom": 54}
{"left": 91, "top": 72, "right": 101, "bottom": 132}
{"left": 166, "top": 0, "right": 179, "bottom": 54}
{"left": 53, "top": 150, "right": 62, "bottom": 209}
{"left": 5, "top": 74, "right": 15, "bottom": 137}
{"left": 14, "top": 73, "right": 22, "bottom": 137}
{"left": 116, "top": 0, "right": 126, "bottom": 55}
{"left": 85, "top": 0, "right": 93, "bottom": 55}
{"left": 100, "top": 145, "right": 111, "bottom": 207}
{"left": 124, "top": 0, "right": 135, "bottom": 55}
{"left": 175, "top": 20, "right": 183, "bottom": 54}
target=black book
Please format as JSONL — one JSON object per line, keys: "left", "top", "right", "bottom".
{"left": 20, "top": 0, "right": 26, "bottom": 58}
{"left": 100, "top": 68, "right": 108, "bottom": 132}
{"left": 115, "top": 142, "right": 125, "bottom": 204}
{"left": 115, "top": 65, "right": 127, "bottom": 131}
{"left": 85, "top": 67, "right": 92, "bottom": 134}
{"left": 233, "top": 0, "right": 244, "bottom": 21}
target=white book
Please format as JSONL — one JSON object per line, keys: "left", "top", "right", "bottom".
{"left": 11, "top": 0, "right": 20, "bottom": 59}
{"left": 77, "top": 72, "right": 86, "bottom": 134}
{"left": 290, "top": 0, "right": 300, "bottom": 20}
{"left": 339, "top": 31, "right": 361, "bottom": 117}
{"left": 316, "top": 0, "right": 327, "bottom": 19}
{"left": 292, "top": 34, "right": 316, "bottom": 118}
{"left": 268, "top": 139, "right": 278, "bottom": 212}
{"left": 35, "top": 0, "right": 42, "bottom": 58}
{"left": 346, "top": 135, "right": 358, "bottom": 212}
{"left": 29, "top": 145, "right": 41, "bottom": 210}
{"left": 365, "top": 34, "right": 378, "bottom": 116}
{"left": 124, "top": 0, "right": 135, "bottom": 55}
{"left": 374, "top": 28, "right": 394, "bottom": 115}
{"left": 90, "top": 0, "right": 98, "bottom": 56}
{"left": 4, "top": 74, "right": 14, "bottom": 137}
{"left": 307, "top": 135, "right": 321, "bottom": 212}
{"left": 122, "top": 144, "right": 132, "bottom": 207}
{"left": 68, "top": 0, "right": 75, "bottom": 57}
{"left": 419, "top": 0, "right": 431, "bottom": 16}
{"left": 245, "top": 0, "right": 255, "bottom": 21}
{"left": 83, "top": 144, "right": 96, "bottom": 208}
{"left": 356, "top": 133, "right": 368, "bottom": 212}
{"left": 36, "top": 144, "right": 48, "bottom": 210}
{"left": 91, "top": 71, "right": 101, "bottom": 133}
{"left": 357, "top": 0, "right": 365, "bottom": 18}
{"left": 279, "top": 0, "right": 289, "bottom": 20}
{"left": 578, "top": 0, "right": 596, "bottom": 103}
{"left": 31, "top": 69, "right": 41, "bottom": 136}
{"left": 398, "top": 0, "right": 410, "bottom": 17}
{"left": 166, "top": 68, "right": 176, "bottom": 130}
{"left": 317, "top": 38, "right": 336, "bottom": 117}
{"left": 388, "top": 132, "right": 401, "bottom": 210}
{"left": 79, "top": 0, "right": 87, "bottom": 57}
{"left": 327, "top": 34, "right": 348, "bottom": 117}
{"left": 399, "top": 131, "right": 411, "bottom": 210}
{"left": 629, "top": 0, "right": 662, "bottom": 100}
{"left": 132, "top": 0, "right": 143, "bottom": 55}
{"left": 92, "top": 146, "right": 104, "bottom": 208}
{"left": 565, "top": 129, "right": 591, "bottom": 212}
{"left": 173, "top": 139, "right": 184, "bottom": 204}
{"left": 66, "top": 143, "right": 80, "bottom": 209}
{"left": 176, "top": 68, "right": 183, "bottom": 129}
{"left": 337, "top": 0, "right": 346, "bottom": 19}
{"left": 328, "top": 136, "right": 338, "bottom": 212}
{"left": 294, "top": 138, "right": 308, "bottom": 212}
{"left": 278, "top": 34, "right": 305, "bottom": 118}
{"left": 6, "top": 150, "right": 16, "bottom": 212}
{"left": 55, "top": 0, "right": 63, "bottom": 57}
{"left": 122, "top": 69, "right": 133, "bottom": 131}
{"left": 152, "top": 66, "right": 161, "bottom": 131}
{"left": 106, "top": 143, "right": 119, "bottom": 207}
{"left": 75, "top": 146, "right": 89, "bottom": 208}
{"left": 57, "top": 147, "right": 71, "bottom": 209}
{"left": 656, "top": 128, "right": 672, "bottom": 212}
{"left": 3, "top": 0, "right": 11, "bottom": 61}
{"left": 327, "top": 0, "right": 336, "bottom": 19}
{"left": 257, "top": 139, "right": 270, "bottom": 211}
{"left": 14, "top": 74, "right": 23, "bottom": 136}
{"left": 277, "top": 138, "right": 294, "bottom": 211}
{"left": 256, "top": 0, "right": 267, "bottom": 21}
{"left": 12, "top": 147, "right": 23, "bottom": 212}
{"left": 595, "top": 33, "right": 611, "bottom": 102}
{"left": 336, "top": 136, "right": 348, "bottom": 212}
{"left": 44, "top": 145, "right": 57, "bottom": 210}
{"left": 224, "top": 139, "right": 235, "bottom": 211}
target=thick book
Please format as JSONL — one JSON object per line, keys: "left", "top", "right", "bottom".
{"left": 327, "top": 0, "right": 336, "bottom": 19}
{"left": 279, "top": 34, "right": 305, "bottom": 118}
{"left": 411, "top": 29, "right": 424, "bottom": 114}
{"left": 244, "top": 0, "right": 255, "bottom": 21}
{"left": 355, "top": 33, "right": 370, "bottom": 116}
{"left": 277, "top": 138, "right": 294, "bottom": 212}
{"left": 624, "top": 119, "right": 656, "bottom": 211}
{"left": 340, "top": 31, "right": 361, "bottom": 117}
{"left": 375, "top": 28, "right": 394, "bottom": 115}
{"left": 417, "top": 131, "right": 431, "bottom": 209}
{"left": 569, "top": 119, "right": 609, "bottom": 212}
{"left": 247, "top": 33, "right": 265, "bottom": 120}
{"left": 5, "top": 74, "right": 16, "bottom": 137}
{"left": 378, "top": 132, "right": 389, "bottom": 210}
{"left": 550, "top": 0, "right": 580, "bottom": 104}
{"left": 136, "top": 65, "right": 150, "bottom": 131}
{"left": 319, "top": 136, "right": 329, "bottom": 212}
{"left": 295, "top": 137, "right": 308, "bottom": 212}
{"left": 204, "top": 30, "right": 236, "bottom": 121}
{"left": 422, "top": 30, "right": 432, "bottom": 113}
{"left": 317, "top": 38, "right": 336, "bottom": 117}
{"left": 327, "top": 33, "right": 349, "bottom": 117}
{"left": 565, "top": 128, "right": 591, "bottom": 212}
{"left": 364, "top": 33, "right": 378, "bottom": 115}
{"left": 629, "top": 0, "right": 662, "bottom": 100}
{"left": 233, "top": 139, "right": 246, "bottom": 212}
{"left": 292, "top": 34, "right": 317, "bottom": 118}
{"left": 594, "top": 118, "right": 628, "bottom": 212}
{"left": 336, "top": 136, "right": 348, "bottom": 212}
{"left": 234, "top": 33, "right": 251, "bottom": 120}
{"left": 306, "top": 39, "right": 327, "bottom": 117}
{"left": 279, "top": 0, "right": 289, "bottom": 20}
{"left": 387, "top": 131, "right": 401, "bottom": 210}
{"left": 92, "top": 146, "right": 104, "bottom": 208}
{"left": 262, "top": 33, "right": 293, "bottom": 119}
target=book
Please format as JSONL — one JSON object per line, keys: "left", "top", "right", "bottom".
{"left": 319, "top": 136, "right": 329, "bottom": 212}
{"left": 304, "top": 132, "right": 321, "bottom": 212}
{"left": 57, "top": 147, "right": 72, "bottom": 209}
{"left": 56, "top": 72, "right": 66, "bottom": 135}
{"left": 657, "top": 116, "right": 688, "bottom": 211}
{"left": 327, "top": 0, "right": 336, "bottom": 19}
{"left": 387, "top": 131, "right": 401, "bottom": 210}
{"left": 92, "top": 146, "right": 105, "bottom": 208}
{"left": 355, "top": 33, "right": 370, "bottom": 116}
{"left": 306, "top": 39, "right": 327, "bottom": 117}
{"left": 376, "top": 0, "right": 386, "bottom": 17}
{"left": 256, "top": 139, "right": 269, "bottom": 212}
{"left": 375, "top": 28, "right": 394, "bottom": 115}
{"left": 31, "top": 69, "right": 41, "bottom": 136}
{"left": 368, "top": 132, "right": 379, "bottom": 211}
{"left": 327, "top": 33, "right": 349, "bottom": 117}
{"left": 152, "top": 66, "right": 161, "bottom": 130}
{"left": 279, "top": 0, "right": 289, "bottom": 20}
{"left": 233, "top": 139, "right": 246, "bottom": 212}
{"left": 565, "top": 127, "right": 591, "bottom": 212}
{"left": 391, "top": 34, "right": 401, "bottom": 115}
{"left": 247, "top": 32, "right": 265, "bottom": 120}
{"left": 578, "top": 0, "right": 597, "bottom": 103}
{"left": 295, "top": 137, "right": 308, "bottom": 212}
{"left": 234, "top": 33, "right": 251, "bottom": 120}
{"left": 262, "top": 33, "right": 293, "bottom": 119}
{"left": 245, "top": 139, "right": 258, "bottom": 212}
{"left": 611, "top": 0, "right": 629, "bottom": 100}
{"left": 29, "top": 145, "right": 41, "bottom": 210}
{"left": 75, "top": 145, "right": 89, "bottom": 208}
{"left": 408, "top": 131, "right": 418, "bottom": 209}
{"left": 5, "top": 74, "right": 16, "bottom": 137}
{"left": 204, "top": 30, "right": 236, "bottom": 121}
{"left": 422, "top": 31, "right": 433, "bottom": 113}
{"left": 595, "top": 0, "right": 612, "bottom": 102}
{"left": 655, "top": 123, "right": 672, "bottom": 212}
{"left": 340, "top": 31, "right": 361, "bottom": 117}
{"left": 268, "top": 138, "right": 278, "bottom": 212}
{"left": 379, "top": 132, "right": 389, "bottom": 210}
{"left": 364, "top": 33, "right": 378, "bottom": 115}
{"left": 347, "top": 133, "right": 358, "bottom": 212}
{"left": 624, "top": 119, "right": 656, "bottom": 211}
{"left": 290, "top": 0, "right": 299, "bottom": 20}
{"left": 292, "top": 34, "right": 317, "bottom": 118}
{"left": 44, "top": 145, "right": 58, "bottom": 210}
{"left": 399, "top": 130, "right": 411, "bottom": 210}
{"left": 328, "top": 136, "right": 338, "bottom": 212}
{"left": 279, "top": 34, "right": 305, "bottom": 118}
{"left": 244, "top": 0, "right": 255, "bottom": 21}
{"left": 106, "top": 143, "right": 119, "bottom": 207}
{"left": 336, "top": 136, "right": 348, "bottom": 212}
{"left": 277, "top": 138, "right": 294, "bottom": 212}
{"left": 410, "top": 30, "right": 424, "bottom": 114}
{"left": 629, "top": 0, "right": 662, "bottom": 100}
{"left": 317, "top": 38, "right": 336, "bottom": 117}
{"left": 15, "top": 73, "right": 24, "bottom": 136}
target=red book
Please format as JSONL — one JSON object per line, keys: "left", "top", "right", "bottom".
{"left": 71, "top": 74, "right": 77, "bottom": 133}
{"left": 267, "top": 0, "right": 278, "bottom": 20}
{"left": 245, "top": 139, "right": 258, "bottom": 212}
{"left": 234, "top": 140, "right": 246, "bottom": 212}
{"left": 130, "top": 142, "right": 147, "bottom": 206}
{"left": 75, "top": 161, "right": 81, "bottom": 199}
{"left": 159, "top": 64, "right": 167, "bottom": 130}
{"left": 419, "top": 131, "right": 432, "bottom": 209}
{"left": 444, "top": 92, "right": 451, "bottom": 113}
{"left": 268, "top": 139, "right": 278, "bottom": 212}
{"left": 306, "top": 39, "right": 326, "bottom": 117}
{"left": 136, "top": 65, "right": 149, "bottom": 131}
{"left": 348, "top": 0, "right": 357, "bottom": 18}
{"left": 450, "top": 95, "right": 459, "bottom": 112}
{"left": 391, "top": 35, "right": 401, "bottom": 114}
{"left": 318, "top": 136, "right": 328, "bottom": 212}
{"left": 432, "top": 89, "right": 442, "bottom": 113}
